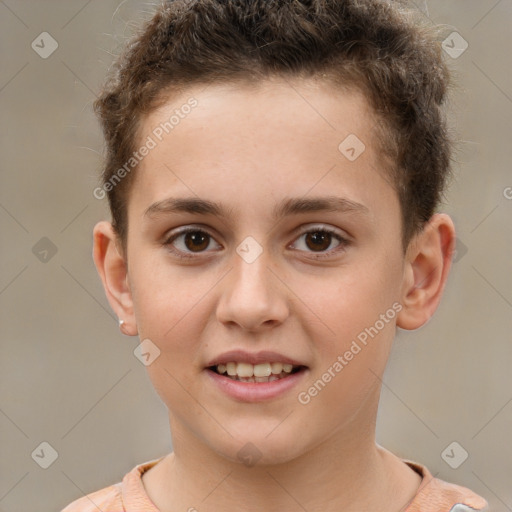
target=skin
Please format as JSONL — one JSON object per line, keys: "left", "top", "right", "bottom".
{"left": 93, "top": 77, "right": 455, "bottom": 512}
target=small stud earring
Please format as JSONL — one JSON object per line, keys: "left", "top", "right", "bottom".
{"left": 119, "top": 319, "right": 125, "bottom": 327}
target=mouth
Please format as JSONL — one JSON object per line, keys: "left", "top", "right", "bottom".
{"left": 207, "top": 362, "right": 307, "bottom": 383}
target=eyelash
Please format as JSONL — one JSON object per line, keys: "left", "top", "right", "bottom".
{"left": 163, "top": 225, "right": 350, "bottom": 261}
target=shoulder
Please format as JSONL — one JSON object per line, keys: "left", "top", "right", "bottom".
{"left": 59, "top": 457, "right": 165, "bottom": 512}
{"left": 403, "top": 460, "right": 489, "bottom": 512}
{"left": 60, "top": 483, "right": 123, "bottom": 512}
{"left": 429, "top": 479, "right": 490, "bottom": 512}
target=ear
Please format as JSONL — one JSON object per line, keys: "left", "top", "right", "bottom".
{"left": 92, "top": 221, "right": 138, "bottom": 336}
{"left": 396, "top": 213, "right": 456, "bottom": 331}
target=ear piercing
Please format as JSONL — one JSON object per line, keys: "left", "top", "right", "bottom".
{"left": 118, "top": 318, "right": 138, "bottom": 336}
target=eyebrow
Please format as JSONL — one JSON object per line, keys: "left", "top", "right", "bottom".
{"left": 144, "top": 195, "right": 369, "bottom": 220}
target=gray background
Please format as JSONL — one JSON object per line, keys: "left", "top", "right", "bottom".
{"left": 0, "top": 1, "right": 511, "bottom": 511}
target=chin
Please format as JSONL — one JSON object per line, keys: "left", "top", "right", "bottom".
{"left": 211, "top": 429, "right": 308, "bottom": 467}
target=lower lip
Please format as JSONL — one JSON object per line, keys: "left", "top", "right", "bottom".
{"left": 205, "top": 368, "right": 308, "bottom": 402}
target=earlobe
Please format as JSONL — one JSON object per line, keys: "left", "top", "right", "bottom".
{"left": 92, "top": 221, "right": 138, "bottom": 336}
{"left": 396, "top": 214, "right": 456, "bottom": 331}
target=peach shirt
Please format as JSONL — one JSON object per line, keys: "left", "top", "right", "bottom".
{"left": 61, "top": 457, "right": 489, "bottom": 512}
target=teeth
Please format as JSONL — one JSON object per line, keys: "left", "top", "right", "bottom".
{"left": 254, "top": 363, "right": 271, "bottom": 377}
{"left": 214, "top": 361, "right": 298, "bottom": 378}
{"left": 270, "top": 362, "right": 283, "bottom": 374}
{"left": 237, "top": 362, "right": 253, "bottom": 377}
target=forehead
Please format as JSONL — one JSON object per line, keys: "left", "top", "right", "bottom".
{"left": 144, "top": 77, "right": 376, "bottom": 146}
{"left": 130, "top": 78, "right": 395, "bottom": 224}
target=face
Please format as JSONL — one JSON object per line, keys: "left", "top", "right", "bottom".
{"left": 121, "top": 78, "right": 408, "bottom": 464}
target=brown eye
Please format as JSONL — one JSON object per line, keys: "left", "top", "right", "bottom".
{"left": 304, "top": 231, "right": 332, "bottom": 252}
{"left": 183, "top": 231, "right": 210, "bottom": 252}
{"left": 291, "top": 226, "right": 349, "bottom": 259}
{"left": 164, "top": 227, "right": 221, "bottom": 259}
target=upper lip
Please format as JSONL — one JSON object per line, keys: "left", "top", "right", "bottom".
{"left": 206, "top": 350, "right": 307, "bottom": 368}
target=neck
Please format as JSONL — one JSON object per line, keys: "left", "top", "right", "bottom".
{"left": 143, "top": 421, "right": 421, "bottom": 512}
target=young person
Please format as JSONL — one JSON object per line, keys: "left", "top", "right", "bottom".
{"left": 62, "top": 0, "right": 489, "bottom": 510}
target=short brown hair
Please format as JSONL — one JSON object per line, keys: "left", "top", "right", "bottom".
{"left": 94, "top": 0, "right": 452, "bottom": 251}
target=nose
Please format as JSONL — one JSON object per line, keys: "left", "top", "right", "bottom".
{"left": 215, "top": 249, "right": 289, "bottom": 332}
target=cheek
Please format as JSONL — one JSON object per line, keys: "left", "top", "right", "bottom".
{"left": 296, "top": 254, "right": 403, "bottom": 343}
{"left": 127, "top": 260, "right": 218, "bottom": 392}
{"left": 294, "top": 253, "right": 402, "bottom": 405}
{"left": 294, "top": 292, "right": 397, "bottom": 443}
{"left": 129, "top": 250, "right": 206, "bottom": 336}
{"left": 128, "top": 265, "right": 210, "bottom": 409}
{"left": 297, "top": 296, "right": 398, "bottom": 424}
